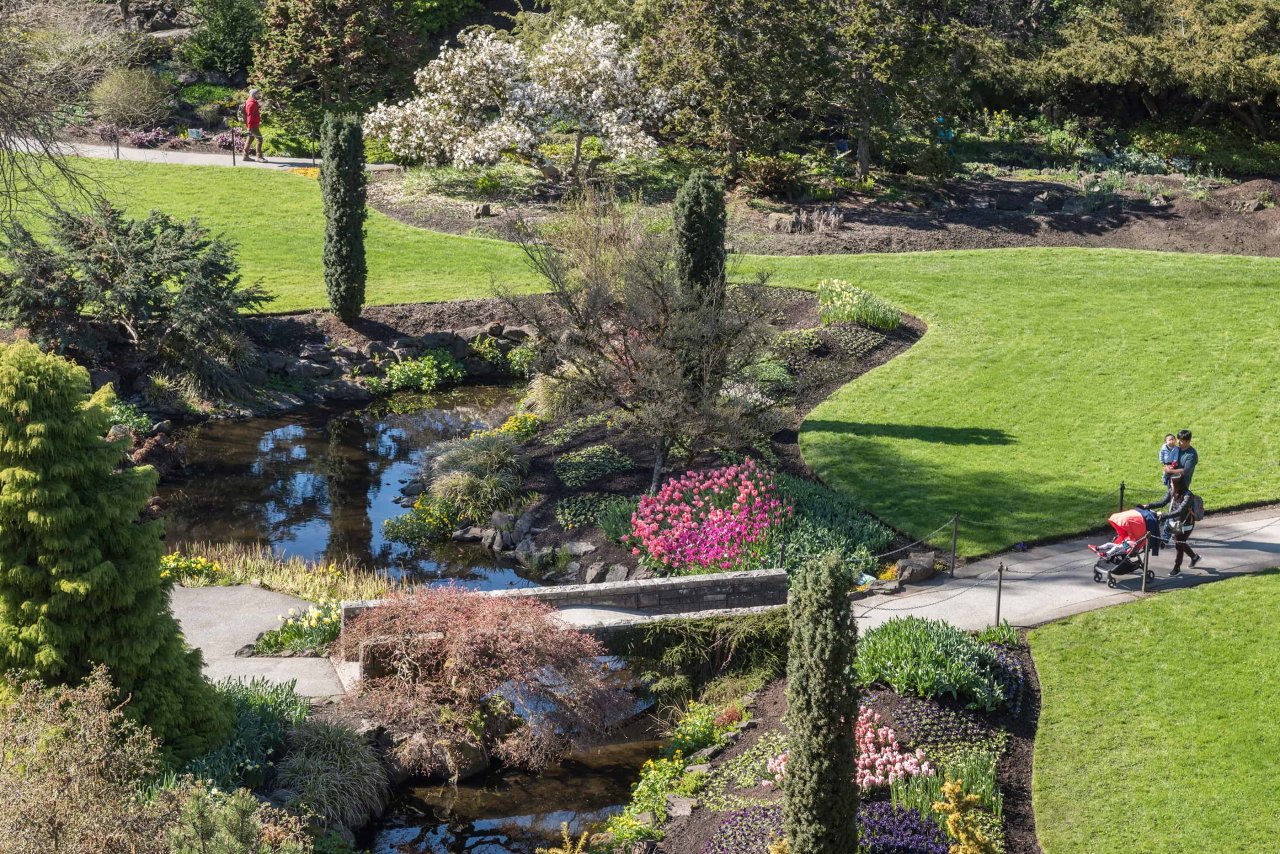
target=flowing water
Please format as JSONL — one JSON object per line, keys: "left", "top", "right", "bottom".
{"left": 366, "top": 739, "right": 663, "bottom": 853}
{"left": 158, "top": 386, "right": 537, "bottom": 590}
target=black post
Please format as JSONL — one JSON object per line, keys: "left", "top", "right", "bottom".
{"left": 231, "top": 128, "right": 237, "bottom": 166}
{"left": 949, "top": 514, "right": 959, "bottom": 578}
{"left": 1119, "top": 481, "right": 1126, "bottom": 513}
{"left": 995, "top": 562, "right": 1005, "bottom": 625}
{"left": 1141, "top": 538, "right": 1150, "bottom": 594}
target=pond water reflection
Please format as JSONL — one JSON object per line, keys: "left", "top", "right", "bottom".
{"left": 158, "top": 386, "right": 534, "bottom": 590}
{"left": 367, "top": 740, "right": 663, "bottom": 854}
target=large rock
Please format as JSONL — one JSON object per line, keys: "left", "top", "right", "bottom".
{"left": 605, "top": 564, "right": 629, "bottom": 583}
{"left": 321, "top": 380, "right": 371, "bottom": 403}
{"left": 286, "top": 358, "right": 333, "bottom": 379}
{"left": 300, "top": 344, "right": 333, "bottom": 363}
{"left": 261, "top": 351, "right": 289, "bottom": 374}
{"left": 502, "top": 326, "right": 533, "bottom": 343}
{"left": 89, "top": 368, "right": 120, "bottom": 391}
{"left": 583, "top": 562, "right": 607, "bottom": 584}
{"left": 421, "top": 332, "right": 463, "bottom": 353}
{"left": 564, "top": 541, "right": 597, "bottom": 557}
{"left": 897, "top": 551, "right": 937, "bottom": 585}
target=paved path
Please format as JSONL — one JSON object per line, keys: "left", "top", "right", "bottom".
{"left": 855, "top": 505, "right": 1280, "bottom": 631}
{"left": 38, "top": 138, "right": 398, "bottom": 171}
{"left": 172, "top": 585, "right": 344, "bottom": 697}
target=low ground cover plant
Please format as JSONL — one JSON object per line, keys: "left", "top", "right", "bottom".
{"left": 554, "top": 443, "right": 633, "bottom": 488}
{"left": 774, "top": 472, "right": 893, "bottom": 573}
{"left": 625, "top": 458, "right": 791, "bottom": 575}
{"left": 364, "top": 349, "right": 464, "bottom": 394}
{"left": 816, "top": 279, "right": 901, "bottom": 331}
{"left": 856, "top": 617, "right": 1012, "bottom": 711}
{"left": 544, "top": 412, "right": 612, "bottom": 447}
{"left": 554, "top": 492, "right": 637, "bottom": 532}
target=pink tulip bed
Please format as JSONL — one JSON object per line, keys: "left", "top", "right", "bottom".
{"left": 623, "top": 458, "right": 793, "bottom": 576}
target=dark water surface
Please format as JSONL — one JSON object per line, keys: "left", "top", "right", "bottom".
{"left": 158, "top": 387, "right": 535, "bottom": 590}
{"left": 368, "top": 739, "right": 663, "bottom": 853}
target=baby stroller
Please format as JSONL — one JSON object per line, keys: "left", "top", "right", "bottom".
{"left": 1089, "top": 508, "right": 1159, "bottom": 588}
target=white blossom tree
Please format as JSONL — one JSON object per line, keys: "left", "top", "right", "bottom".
{"left": 364, "top": 18, "right": 659, "bottom": 177}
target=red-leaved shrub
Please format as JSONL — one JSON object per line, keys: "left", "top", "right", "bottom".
{"left": 341, "top": 587, "right": 629, "bottom": 776}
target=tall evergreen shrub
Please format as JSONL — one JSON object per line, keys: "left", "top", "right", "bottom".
{"left": 0, "top": 343, "right": 231, "bottom": 760}
{"left": 320, "top": 113, "right": 367, "bottom": 324}
{"left": 783, "top": 553, "right": 859, "bottom": 853}
{"left": 673, "top": 168, "right": 727, "bottom": 305}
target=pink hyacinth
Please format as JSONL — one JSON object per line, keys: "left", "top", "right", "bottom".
{"left": 623, "top": 458, "right": 792, "bottom": 575}
{"left": 764, "top": 706, "right": 934, "bottom": 792}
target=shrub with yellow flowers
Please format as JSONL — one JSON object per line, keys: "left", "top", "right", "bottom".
{"left": 475, "top": 412, "right": 543, "bottom": 442}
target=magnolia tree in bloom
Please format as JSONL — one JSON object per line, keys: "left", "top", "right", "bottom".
{"left": 364, "top": 19, "right": 659, "bottom": 174}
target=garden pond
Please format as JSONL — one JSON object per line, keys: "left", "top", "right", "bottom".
{"left": 365, "top": 739, "right": 664, "bottom": 853}
{"left": 158, "top": 386, "right": 538, "bottom": 591}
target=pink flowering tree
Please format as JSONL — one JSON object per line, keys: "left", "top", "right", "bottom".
{"left": 625, "top": 457, "right": 791, "bottom": 575}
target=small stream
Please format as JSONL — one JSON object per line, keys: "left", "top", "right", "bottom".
{"left": 158, "top": 386, "right": 537, "bottom": 590}
{"left": 367, "top": 739, "right": 662, "bottom": 853}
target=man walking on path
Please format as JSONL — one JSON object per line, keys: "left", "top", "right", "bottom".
{"left": 1165, "top": 429, "right": 1198, "bottom": 488}
{"left": 242, "top": 89, "right": 264, "bottom": 162}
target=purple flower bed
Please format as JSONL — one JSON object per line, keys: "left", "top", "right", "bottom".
{"left": 861, "top": 801, "right": 950, "bottom": 854}
{"left": 700, "top": 802, "right": 948, "bottom": 854}
{"left": 987, "top": 644, "right": 1025, "bottom": 715}
{"left": 93, "top": 123, "right": 122, "bottom": 142}
{"left": 214, "top": 131, "right": 247, "bottom": 152}
{"left": 701, "top": 805, "right": 782, "bottom": 854}
{"left": 126, "top": 127, "right": 170, "bottom": 148}
{"left": 894, "top": 695, "right": 995, "bottom": 751}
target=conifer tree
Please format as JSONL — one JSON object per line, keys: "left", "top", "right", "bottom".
{"left": 0, "top": 343, "right": 231, "bottom": 759}
{"left": 673, "top": 168, "right": 726, "bottom": 306}
{"left": 320, "top": 113, "right": 368, "bottom": 325}
{"left": 783, "top": 553, "right": 859, "bottom": 853}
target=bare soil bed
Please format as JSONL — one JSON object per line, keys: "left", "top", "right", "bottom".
{"left": 370, "top": 173, "right": 1280, "bottom": 259}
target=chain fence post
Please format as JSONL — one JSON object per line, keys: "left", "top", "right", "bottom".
{"left": 1119, "top": 481, "right": 1126, "bottom": 513}
{"left": 1141, "top": 537, "right": 1151, "bottom": 594}
{"left": 231, "top": 127, "right": 237, "bottom": 166}
{"left": 994, "top": 562, "right": 1005, "bottom": 625}
{"left": 949, "top": 514, "right": 958, "bottom": 578}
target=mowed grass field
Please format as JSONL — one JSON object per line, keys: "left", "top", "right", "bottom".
{"left": 64, "top": 159, "right": 1280, "bottom": 552}
{"left": 1030, "top": 571, "right": 1280, "bottom": 853}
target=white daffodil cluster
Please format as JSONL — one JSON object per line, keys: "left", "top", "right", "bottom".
{"left": 365, "top": 19, "right": 661, "bottom": 167}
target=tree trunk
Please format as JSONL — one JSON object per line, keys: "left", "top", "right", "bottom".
{"left": 726, "top": 139, "right": 739, "bottom": 179}
{"left": 860, "top": 120, "right": 870, "bottom": 179}
{"left": 1140, "top": 91, "right": 1160, "bottom": 118}
{"left": 649, "top": 437, "right": 669, "bottom": 495}
{"left": 570, "top": 129, "right": 585, "bottom": 179}
{"left": 1191, "top": 99, "right": 1213, "bottom": 125}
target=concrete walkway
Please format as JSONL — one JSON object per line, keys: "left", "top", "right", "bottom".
{"left": 172, "top": 585, "right": 344, "bottom": 698}
{"left": 40, "top": 138, "right": 399, "bottom": 171}
{"left": 855, "top": 505, "right": 1280, "bottom": 631}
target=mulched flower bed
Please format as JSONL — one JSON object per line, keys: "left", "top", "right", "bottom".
{"left": 654, "top": 635, "right": 1043, "bottom": 854}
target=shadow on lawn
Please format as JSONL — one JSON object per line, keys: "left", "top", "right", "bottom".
{"left": 802, "top": 420, "right": 1016, "bottom": 446}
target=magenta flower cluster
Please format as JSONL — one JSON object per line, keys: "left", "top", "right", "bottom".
{"left": 766, "top": 707, "right": 934, "bottom": 791}
{"left": 625, "top": 458, "right": 791, "bottom": 575}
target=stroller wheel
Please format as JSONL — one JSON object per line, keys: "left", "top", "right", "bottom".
{"left": 1107, "top": 576, "right": 1118, "bottom": 588}
{"left": 1146, "top": 570, "right": 1155, "bottom": 582}
{"left": 1093, "top": 570, "right": 1102, "bottom": 583}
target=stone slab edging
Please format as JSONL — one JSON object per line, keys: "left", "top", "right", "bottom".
{"left": 340, "top": 568, "right": 790, "bottom": 646}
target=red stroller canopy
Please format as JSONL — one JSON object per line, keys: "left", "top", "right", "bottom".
{"left": 1108, "top": 509, "right": 1148, "bottom": 544}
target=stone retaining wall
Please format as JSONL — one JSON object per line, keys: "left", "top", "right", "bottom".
{"left": 340, "top": 568, "right": 789, "bottom": 647}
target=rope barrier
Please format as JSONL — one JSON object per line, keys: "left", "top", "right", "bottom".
{"left": 869, "top": 517, "right": 957, "bottom": 561}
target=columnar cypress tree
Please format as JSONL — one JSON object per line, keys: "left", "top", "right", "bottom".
{"left": 320, "top": 113, "right": 368, "bottom": 325}
{"left": 0, "top": 343, "right": 231, "bottom": 760}
{"left": 783, "top": 553, "right": 859, "bottom": 853}
{"left": 673, "top": 168, "right": 727, "bottom": 306}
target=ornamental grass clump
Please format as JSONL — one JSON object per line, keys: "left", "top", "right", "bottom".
{"left": 274, "top": 719, "right": 388, "bottom": 830}
{"left": 856, "top": 617, "right": 1008, "bottom": 711}
{"left": 626, "top": 458, "right": 791, "bottom": 575}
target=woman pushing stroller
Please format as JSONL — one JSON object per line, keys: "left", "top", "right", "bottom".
{"left": 1139, "top": 475, "right": 1201, "bottom": 576}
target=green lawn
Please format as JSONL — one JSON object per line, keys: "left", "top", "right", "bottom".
{"left": 62, "top": 159, "right": 1280, "bottom": 553}
{"left": 1030, "top": 572, "right": 1280, "bottom": 853}
{"left": 72, "top": 158, "right": 542, "bottom": 309}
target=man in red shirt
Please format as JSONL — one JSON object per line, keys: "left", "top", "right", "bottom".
{"left": 243, "top": 89, "right": 264, "bottom": 162}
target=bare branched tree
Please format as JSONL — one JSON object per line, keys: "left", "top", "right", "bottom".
{"left": 499, "top": 189, "right": 779, "bottom": 492}
{"left": 0, "top": 0, "right": 138, "bottom": 223}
